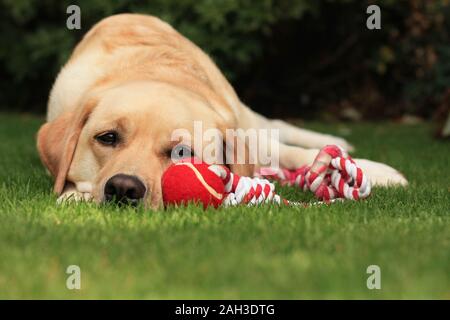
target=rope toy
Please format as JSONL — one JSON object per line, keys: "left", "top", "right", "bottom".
{"left": 256, "top": 145, "right": 371, "bottom": 201}
{"left": 161, "top": 145, "right": 371, "bottom": 208}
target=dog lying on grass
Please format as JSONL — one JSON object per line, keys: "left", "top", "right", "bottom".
{"left": 37, "top": 14, "right": 407, "bottom": 208}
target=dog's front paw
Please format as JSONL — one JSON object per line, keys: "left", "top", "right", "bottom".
{"left": 56, "top": 183, "right": 94, "bottom": 204}
{"left": 354, "top": 159, "right": 408, "bottom": 187}
{"left": 57, "top": 190, "right": 93, "bottom": 204}
{"left": 328, "top": 136, "right": 355, "bottom": 153}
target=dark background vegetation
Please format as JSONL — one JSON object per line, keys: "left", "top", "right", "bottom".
{"left": 0, "top": 0, "right": 448, "bottom": 120}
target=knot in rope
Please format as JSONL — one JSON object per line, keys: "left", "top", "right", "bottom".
{"left": 257, "top": 145, "right": 371, "bottom": 201}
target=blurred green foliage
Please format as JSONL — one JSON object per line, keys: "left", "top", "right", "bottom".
{"left": 0, "top": 0, "right": 448, "bottom": 118}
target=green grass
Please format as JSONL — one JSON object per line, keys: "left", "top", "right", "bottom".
{"left": 0, "top": 113, "right": 449, "bottom": 299}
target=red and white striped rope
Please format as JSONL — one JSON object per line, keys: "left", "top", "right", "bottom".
{"left": 257, "top": 145, "right": 371, "bottom": 201}
{"left": 207, "top": 163, "right": 285, "bottom": 206}
{"left": 206, "top": 145, "right": 371, "bottom": 206}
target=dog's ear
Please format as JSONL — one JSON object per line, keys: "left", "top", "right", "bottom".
{"left": 37, "top": 99, "right": 97, "bottom": 194}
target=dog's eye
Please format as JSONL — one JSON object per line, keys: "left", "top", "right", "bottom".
{"left": 95, "top": 131, "right": 119, "bottom": 146}
{"left": 170, "top": 144, "right": 194, "bottom": 160}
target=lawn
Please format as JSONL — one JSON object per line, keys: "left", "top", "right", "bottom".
{"left": 0, "top": 112, "right": 449, "bottom": 299}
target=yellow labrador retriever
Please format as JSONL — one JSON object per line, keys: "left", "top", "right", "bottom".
{"left": 37, "top": 14, "right": 407, "bottom": 208}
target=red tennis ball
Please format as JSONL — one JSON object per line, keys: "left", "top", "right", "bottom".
{"left": 161, "top": 159, "right": 225, "bottom": 208}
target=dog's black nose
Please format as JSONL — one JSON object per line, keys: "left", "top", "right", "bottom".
{"left": 104, "top": 174, "right": 146, "bottom": 205}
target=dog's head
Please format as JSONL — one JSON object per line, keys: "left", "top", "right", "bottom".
{"left": 37, "top": 81, "right": 253, "bottom": 208}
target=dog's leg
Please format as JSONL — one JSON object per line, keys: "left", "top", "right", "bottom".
{"left": 270, "top": 118, "right": 355, "bottom": 151}
{"left": 242, "top": 106, "right": 354, "bottom": 151}
{"left": 239, "top": 104, "right": 407, "bottom": 186}
{"left": 275, "top": 142, "right": 407, "bottom": 186}
{"left": 277, "top": 143, "right": 320, "bottom": 168}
